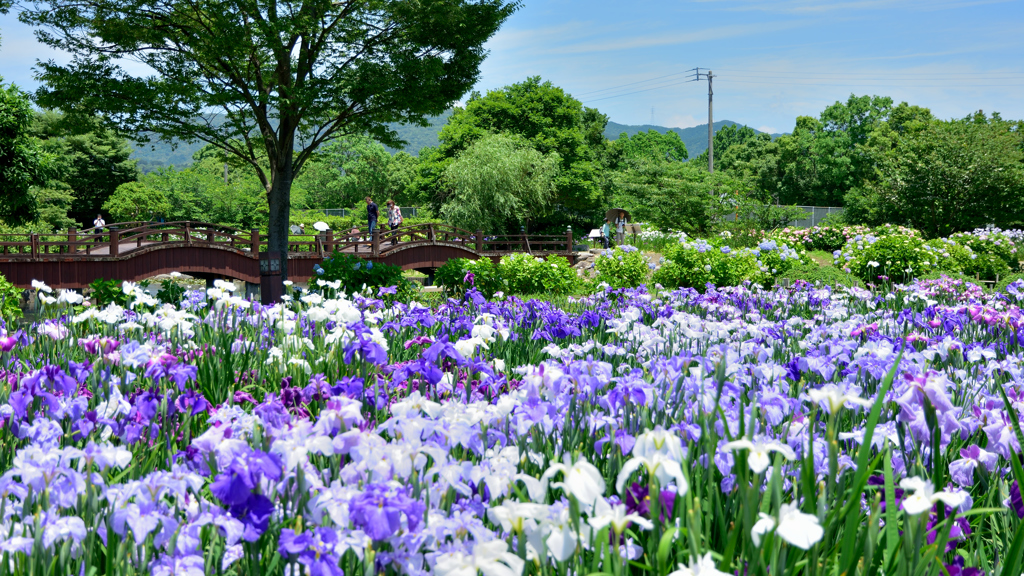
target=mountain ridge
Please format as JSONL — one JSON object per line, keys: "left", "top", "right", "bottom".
{"left": 129, "top": 115, "right": 776, "bottom": 170}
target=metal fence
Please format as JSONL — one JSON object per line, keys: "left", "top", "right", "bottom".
{"left": 322, "top": 207, "right": 419, "bottom": 218}
{"left": 724, "top": 205, "right": 844, "bottom": 228}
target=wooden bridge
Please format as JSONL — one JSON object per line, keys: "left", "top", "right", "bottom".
{"left": 0, "top": 221, "right": 578, "bottom": 291}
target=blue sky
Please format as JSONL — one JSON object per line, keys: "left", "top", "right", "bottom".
{"left": 2, "top": 0, "right": 1023, "bottom": 133}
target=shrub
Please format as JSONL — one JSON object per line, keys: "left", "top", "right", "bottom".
{"left": 949, "top": 230, "right": 1019, "bottom": 270}
{"left": 834, "top": 233, "right": 937, "bottom": 283}
{"left": 156, "top": 279, "right": 188, "bottom": 306}
{"left": 771, "top": 225, "right": 871, "bottom": 253}
{"left": 594, "top": 246, "right": 651, "bottom": 288}
{"left": 435, "top": 257, "right": 504, "bottom": 298}
{"left": 315, "top": 252, "right": 412, "bottom": 298}
{"left": 777, "top": 263, "right": 863, "bottom": 288}
{"left": 89, "top": 278, "right": 133, "bottom": 307}
{"left": 871, "top": 224, "right": 921, "bottom": 238}
{"left": 498, "top": 253, "right": 580, "bottom": 295}
{"left": 652, "top": 238, "right": 802, "bottom": 291}
{"left": 997, "top": 274, "right": 1024, "bottom": 300}
{"left": 0, "top": 274, "right": 23, "bottom": 322}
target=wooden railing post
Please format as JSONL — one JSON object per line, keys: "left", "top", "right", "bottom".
{"left": 110, "top": 229, "right": 120, "bottom": 257}
{"left": 68, "top": 228, "right": 76, "bottom": 254}
{"left": 371, "top": 228, "right": 380, "bottom": 257}
{"left": 475, "top": 230, "right": 484, "bottom": 252}
{"left": 325, "top": 230, "right": 334, "bottom": 254}
{"left": 251, "top": 229, "right": 260, "bottom": 254}
{"left": 566, "top": 228, "right": 573, "bottom": 256}
{"left": 428, "top": 223, "right": 435, "bottom": 243}
{"left": 30, "top": 234, "right": 39, "bottom": 258}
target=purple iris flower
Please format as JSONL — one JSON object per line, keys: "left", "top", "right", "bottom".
{"left": 343, "top": 336, "right": 388, "bottom": 365}
{"left": 21, "top": 365, "right": 78, "bottom": 397}
{"left": 279, "top": 528, "right": 344, "bottom": 576}
{"left": 948, "top": 445, "right": 999, "bottom": 487}
{"left": 349, "top": 483, "right": 424, "bottom": 541}
{"left": 174, "top": 389, "right": 210, "bottom": 416}
{"left": 1010, "top": 480, "right": 1024, "bottom": 519}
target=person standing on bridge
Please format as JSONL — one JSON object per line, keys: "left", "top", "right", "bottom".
{"left": 365, "top": 196, "right": 379, "bottom": 238}
{"left": 615, "top": 211, "right": 627, "bottom": 245}
{"left": 386, "top": 199, "right": 403, "bottom": 245}
{"left": 93, "top": 214, "right": 106, "bottom": 243}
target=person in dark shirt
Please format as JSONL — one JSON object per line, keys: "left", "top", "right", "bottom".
{"left": 365, "top": 196, "right": 379, "bottom": 236}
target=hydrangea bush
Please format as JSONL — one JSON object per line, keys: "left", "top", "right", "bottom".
{"left": 498, "top": 254, "right": 583, "bottom": 295}
{"left": 653, "top": 238, "right": 802, "bottom": 290}
{"left": 771, "top": 225, "right": 871, "bottom": 253}
{"left": 594, "top": 246, "right": 652, "bottom": 288}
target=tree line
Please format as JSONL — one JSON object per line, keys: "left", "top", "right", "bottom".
{"left": 4, "top": 75, "right": 1023, "bottom": 239}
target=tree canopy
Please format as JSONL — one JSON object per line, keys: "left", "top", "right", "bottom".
{"left": 0, "top": 79, "right": 48, "bottom": 226}
{"left": 22, "top": 0, "right": 519, "bottom": 276}
{"left": 419, "top": 77, "right": 609, "bottom": 231}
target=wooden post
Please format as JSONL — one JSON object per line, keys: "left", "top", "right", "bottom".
{"left": 31, "top": 234, "right": 39, "bottom": 258}
{"left": 110, "top": 229, "right": 120, "bottom": 257}
{"left": 427, "top": 223, "right": 435, "bottom": 243}
{"left": 325, "top": 230, "right": 334, "bottom": 254}
{"left": 251, "top": 229, "right": 260, "bottom": 254}
{"left": 207, "top": 230, "right": 215, "bottom": 243}
{"left": 68, "top": 228, "right": 76, "bottom": 254}
{"left": 475, "top": 230, "right": 484, "bottom": 252}
{"left": 566, "top": 229, "right": 573, "bottom": 256}
{"left": 371, "top": 228, "right": 380, "bottom": 257}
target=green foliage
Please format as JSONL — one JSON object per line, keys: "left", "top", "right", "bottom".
{"left": 435, "top": 257, "right": 505, "bottom": 298}
{"left": 423, "top": 77, "right": 609, "bottom": 231}
{"left": 835, "top": 234, "right": 934, "bottom": 283}
{"left": 653, "top": 238, "right": 801, "bottom": 290}
{"left": 88, "top": 279, "right": 134, "bottom": 307}
{"left": 498, "top": 253, "right": 580, "bottom": 295}
{"left": 316, "top": 252, "right": 412, "bottom": 298}
{"left": 613, "top": 160, "right": 743, "bottom": 235}
{"left": 613, "top": 129, "right": 687, "bottom": 162}
{"left": 0, "top": 78, "right": 48, "bottom": 226}
{"left": 103, "top": 181, "right": 171, "bottom": 222}
{"left": 653, "top": 243, "right": 754, "bottom": 291}
{"left": 736, "top": 202, "right": 808, "bottom": 232}
{"left": 24, "top": 0, "right": 518, "bottom": 272}
{"left": 439, "top": 133, "right": 559, "bottom": 232}
{"left": 996, "top": 273, "right": 1024, "bottom": 293}
{"left": 31, "top": 111, "right": 138, "bottom": 226}
{"left": 594, "top": 247, "right": 650, "bottom": 288}
{"left": 0, "top": 273, "right": 23, "bottom": 322}
{"left": 777, "top": 261, "right": 864, "bottom": 288}
{"left": 296, "top": 136, "right": 407, "bottom": 211}
{"left": 30, "top": 183, "right": 77, "bottom": 231}
{"left": 771, "top": 225, "right": 872, "bottom": 253}
{"left": 691, "top": 123, "right": 758, "bottom": 167}
{"left": 845, "top": 112, "right": 1024, "bottom": 236}
{"left": 155, "top": 280, "right": 187, "bottom": 306}
{"left": 949, "top": 230, "right": 1020, "bottom": 269}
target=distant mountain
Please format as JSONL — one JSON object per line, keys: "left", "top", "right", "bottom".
{"left": 130, "top": 112, "right": 453, "bottom": 172}
{"left": 604, "top": 120, "right": 782, "bottom": 159}
{"left": 129, "top": 113, "right": 776, "bottom": 170}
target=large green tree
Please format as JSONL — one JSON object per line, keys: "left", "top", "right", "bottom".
{"left": 420, "top": 77, "right": 609, "bottom": 231}
{"left": 22, "top": 0, "right": 518, "bottom": 280}
{"left": 844, "top": 112, "right": 1024, "bottom": 236}
{"left": 0, "top": 79, "right": 49, "bottom": 226}
{"left": 31, "top": 112, "right": 139, "bottom": 225}
{"left": 718, "top": 95, "right": 933, "bottom": 206}
{"left": 438, "top": 132, "right": 559, "bottom": 232}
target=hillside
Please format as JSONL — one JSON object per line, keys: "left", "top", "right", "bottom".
{"left": 129, "top": 113, "right": 771, "bottom": 170}
{"left": 604, "top": 120, "right": 781, "bottom": 158}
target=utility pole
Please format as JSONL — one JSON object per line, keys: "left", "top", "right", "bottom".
{"left": 692, "top": 68, "right": 714, "bottom": 172}
{"left": 224, "top": 163, "right": 228, "bottom": 184}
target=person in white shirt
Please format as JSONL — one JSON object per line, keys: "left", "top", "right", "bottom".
{"left": 93, "top": 214, "right": 106, "bottom": 229}
{"left": 615, "top": 211, "right": 627, "bottom": 245}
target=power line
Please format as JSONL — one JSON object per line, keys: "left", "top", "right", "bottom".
{"left": 721, "top": 79, "right": 1024, "bottom": 88}
{"left": 580, "top": 79, "right": 700, "bottom": 103}
{"left": 573, "top": 69, "right": 696, "bottom": 98}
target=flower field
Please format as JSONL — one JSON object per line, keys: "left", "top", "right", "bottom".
{"left": 2, "top": 276, "right": 1024, "bottom": 576}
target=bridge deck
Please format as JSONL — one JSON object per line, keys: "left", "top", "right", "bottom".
{"left": 0, "top": 221, "right": 578, "bottom": 289}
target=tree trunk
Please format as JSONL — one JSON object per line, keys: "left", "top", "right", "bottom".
{"left": 268, "top": 155, "right": 294, "bottom": 283}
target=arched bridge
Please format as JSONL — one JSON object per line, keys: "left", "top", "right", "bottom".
{"left": 0, "top": 221, "right": 578, "bottom": 290}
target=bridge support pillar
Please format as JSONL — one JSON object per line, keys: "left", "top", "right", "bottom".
{"left": 424, "top": 269, "right": 436, "bottom": 287}
{"left": 205, "top": 277, "right": 216, "bottom": 292}
{"left": 245, "top": 282, "right": 259, "bottom": 301}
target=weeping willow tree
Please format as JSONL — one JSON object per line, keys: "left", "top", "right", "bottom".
{"left": 439, "top": 133, "right": 559, "bottom": 233}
